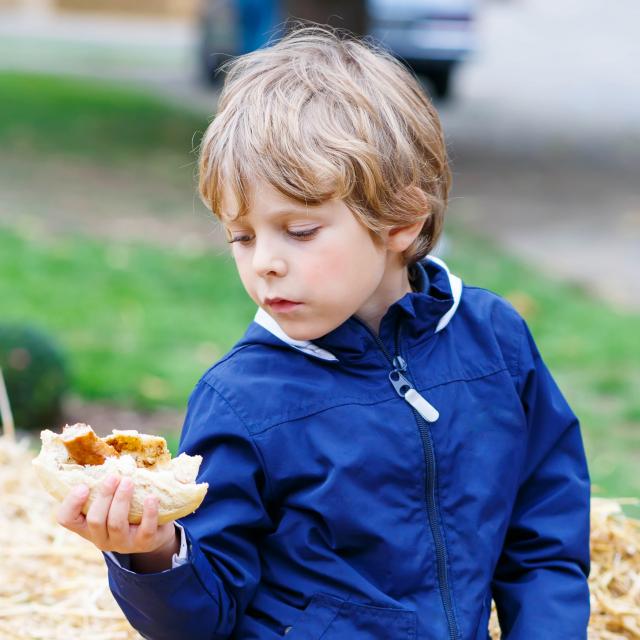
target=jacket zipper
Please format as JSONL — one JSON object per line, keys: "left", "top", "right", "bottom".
{"left": 353, "top": 317, "right": 460, "bottom": 640}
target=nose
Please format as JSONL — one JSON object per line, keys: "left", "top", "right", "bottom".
{"left": 252, "top": 238, "right": 287, "bottom": 278}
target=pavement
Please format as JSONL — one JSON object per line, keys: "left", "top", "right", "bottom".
{"left": 441, "top": 0, "right": 640, "bottom": 312}
{"left": 1, "top": 0, "right": 639, "bottom": 310}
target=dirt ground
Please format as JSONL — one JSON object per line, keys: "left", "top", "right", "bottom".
{"left": 0, "top": 153, "right": 223, "bottom": 250}
{"left": 61, "top": 395, "right": 185, "bottom": 438}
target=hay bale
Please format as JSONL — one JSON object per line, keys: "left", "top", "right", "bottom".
{"left": 0, "top": 436, "right": 142, "bottom": 639}
{"left": 1, "top": 436, "right": 638, "bottom": 638}
{"left": 586, "top": 498, "right": 640, "bottom": 638}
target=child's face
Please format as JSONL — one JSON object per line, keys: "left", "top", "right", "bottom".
{"left": 222, "top": 180, "right": 402, "bottom": 340}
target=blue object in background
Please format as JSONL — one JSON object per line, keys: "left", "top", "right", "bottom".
{"left": 200, "top": 0, "right": 476, "bottom": 99}
{"left": 236, "top": 0, "right": 282, "bottom": 54}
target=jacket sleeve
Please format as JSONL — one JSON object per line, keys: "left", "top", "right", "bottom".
{"left": 491, "top": 318, "right": 591, "bottom": 639}
{"left": 105, "top": 379, "right": 274, "bottom": 640}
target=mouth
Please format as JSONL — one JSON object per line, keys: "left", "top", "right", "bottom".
{"left": 264, "top": 297, "right": 303, "bottom": 313}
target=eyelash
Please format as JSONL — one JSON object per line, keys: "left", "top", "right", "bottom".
{"left": 227, "top": 228, "right": 319, "bottom": 244}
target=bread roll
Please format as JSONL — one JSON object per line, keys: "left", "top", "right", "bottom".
{"left": 33, "top": 424, "right": 208, "bottom": 525}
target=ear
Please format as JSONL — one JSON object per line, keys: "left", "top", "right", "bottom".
{"left": 386, "top": 219, "right": 425, "bottom": 254}
{"left": 385, "top": 187, "right": 430, "bottom": 254}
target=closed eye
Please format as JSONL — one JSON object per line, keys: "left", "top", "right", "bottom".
{"left": 287, "top": 227, "right": 319, "bottom": 240}
{"left": 227, "top": 227, "right": 320, "bottom": 244}
{"left": 227, "top": 234, "right": 253, "bottom": 244}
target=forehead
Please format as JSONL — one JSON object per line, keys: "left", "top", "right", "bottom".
{"left": 220, "top": 178, "right": 320, "bottom": 224}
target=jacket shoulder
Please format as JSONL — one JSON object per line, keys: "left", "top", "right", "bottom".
{"left": 461, "top": 285, "right": 523, "bottom": 323}
{"left": 457, "top": 285, "right": 528, "bottom": 379}
{"left": 195, "top": 337, "right": 325, "bottom": 435}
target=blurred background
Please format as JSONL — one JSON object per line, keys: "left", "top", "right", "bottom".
{"left": 0, "top": 0, "right": 638, "bottom": 506}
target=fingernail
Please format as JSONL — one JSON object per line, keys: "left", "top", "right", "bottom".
{"left": 145, "top": 496, "right": 158, "bottom": 509}
{"left": 73, "top": 485, "right": 89, "bottom": 498}
{"left": 102, "top": 475, "right": 118, "bottom": 492}
{"left": 120, "top": 477, "right": 133, "bottom": 491}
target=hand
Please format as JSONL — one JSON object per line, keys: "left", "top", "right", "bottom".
{"left": 56, "top": 474, "right": 178, "bottom": 555}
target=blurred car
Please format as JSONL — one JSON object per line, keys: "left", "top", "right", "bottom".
{"left": 369, "top": 0, "right": 477, "bottom": 98}
{"left": 199, "top": 0, "right": 476, "bottom": 99}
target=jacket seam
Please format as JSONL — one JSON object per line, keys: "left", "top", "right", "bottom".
{"left": 512, "top": 318, "right": 526, "bottom": 381}
{"left": 250, "top": 394, "right": 401, "bottom": 435}
{"left": 201, "top": 380, "right": 276, "bottom": 506}
{"left": 202, "top": 343, "right": 259, "bottom": 376}
{"left": 462, "top": 285, "right": 525, "bottom": 376}
{"left": 418, "top": 366, "right": 509, "bottom": 392}
{"left": 226, "top": 367, "right": 512, "bottom": 436}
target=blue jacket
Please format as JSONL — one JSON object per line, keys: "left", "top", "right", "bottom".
{"left": 105, "top": 256, "right": 591, "bottom": 639}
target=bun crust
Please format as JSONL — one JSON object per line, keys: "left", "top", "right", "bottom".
{"left": 33, "top": 426, "right": 208, "bottom": 525}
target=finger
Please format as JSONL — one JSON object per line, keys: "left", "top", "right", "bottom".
{"left": 86, "top": 475, "right": 120, "bottom": 547}
{"left": 106, "top": 476, "right": 134, "bottom": 544}
{"left": 134, "top": 494, "right": 160, "bottom": 547}
{"left": 56, "top": 484, "right": 90, "bottom": 534}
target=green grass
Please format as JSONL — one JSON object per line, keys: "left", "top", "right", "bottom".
{"left": 0, "top": 71, "right": 208, "bottom": 163}
{"left": 0, "top": 225, "right": 255, "bottom": 409}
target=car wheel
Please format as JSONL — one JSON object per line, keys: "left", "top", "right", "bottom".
{"left": 428, "top": 67, "right": 453, "bottom": 100}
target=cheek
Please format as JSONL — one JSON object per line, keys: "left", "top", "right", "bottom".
{"left": 301, "top": 235, "right": 380, "bottom": 293}
{"left": 299, "top": 244, "right": 348, "bottom": 286}
{"left": 325, "top": 231, "right": 382, "bottom": 274}
{"left": 232, "top": 252, "right": 259, "bottom": 302}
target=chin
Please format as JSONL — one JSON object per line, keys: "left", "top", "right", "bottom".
{"left": 279, "top": 320, "right": 328, "bottom": 342}
{"left": 282, "top": 326, "right": 320, "bottom": 342}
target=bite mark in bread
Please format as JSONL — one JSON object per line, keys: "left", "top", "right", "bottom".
{"left": 60, "top": 423, "right": 119, "bottom": 466}
{"left": 103, "top": 430, "right": 171, "bottom": 469}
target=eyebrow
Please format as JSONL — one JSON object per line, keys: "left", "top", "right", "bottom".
{"left": 224, "top": 207, "right": 317, "bottom": 225}
{"left": 262, "top": 207, "right": 315, "bottom": 217}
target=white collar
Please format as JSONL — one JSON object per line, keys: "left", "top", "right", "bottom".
{"left": 254, "top": 307, "right": 339, "bottom": 361}
{"left": 253, "top": 256, "right": 462, "bottom": 361}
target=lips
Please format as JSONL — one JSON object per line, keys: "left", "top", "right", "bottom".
{"left": 264, "top": 297, "right": 302, "bottom": 313}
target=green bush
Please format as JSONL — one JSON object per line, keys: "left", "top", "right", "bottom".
{"left": 0, "top": 324, "right": 69, "bottom": 431}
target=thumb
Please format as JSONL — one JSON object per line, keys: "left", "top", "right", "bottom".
{"left": 56, "top": 484, "right": 90, "bottom": 532}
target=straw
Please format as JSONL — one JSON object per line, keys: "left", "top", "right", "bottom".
{"left": 0, "top": 367, "right": 15, "bottom": 442}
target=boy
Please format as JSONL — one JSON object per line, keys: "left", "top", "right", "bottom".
{"left": 57, "top": 26, "right": 590, "bottom": 639}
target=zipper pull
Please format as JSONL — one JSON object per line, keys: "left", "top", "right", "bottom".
{"left": 389, "top": 369, "right": 440, "bottom": 423}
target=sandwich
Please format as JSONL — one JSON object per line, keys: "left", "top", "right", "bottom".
{"left": 32, "top": 423, "right": 208, "bottom": 524}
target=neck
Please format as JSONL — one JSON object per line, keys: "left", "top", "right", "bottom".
{"left": 355, "top": 259, "right": 412, "bottom": 335}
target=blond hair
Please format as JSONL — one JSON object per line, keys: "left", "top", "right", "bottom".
{"left": 198, "top": 25, "right": 451, "bottom": 264}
